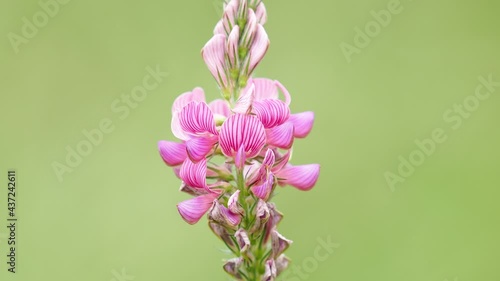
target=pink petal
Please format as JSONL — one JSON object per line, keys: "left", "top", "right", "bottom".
{"left": 185, "top": 136, "right": 217, "bottom": 163}
{"left": 252, "top": 78, "right": 278, "bottom": 100}
{"left": 179, "top": 101, "right": 218, "bottom": 136}
{"left": 263, "top": 259, "right": 277, "bottom": 281}
{"left": 226, "top": 26, "right": 240, "bottom": 69}
{"left": 276, "top": 164, "right": 320, "bottom": 191}
{"left": 202, "top": 34, "right": 228, "bottom": 88}
{"left": 213, "top": 20, "right": 225, "bottom": 35}
{"left": 179, "top": 158, "right": 208, "bottom": 189}
{"left": 158, "top": 141, "right": 187, "bottom": 167}
{"left": 209, "top": 99, "right": 231, "bottom": 119}
{"left": 171, "top": 88, "right": 206, "bottom": 140}
{"left": 240, "top": 9, "right": 257, "bottom": 47}
{"left": 255, "top": 2, "right": 267, "bottom": 25}
{"left": 248, "top": 24, "right": 269, "bottom": 74}
{"left": 275, "top": 81, "right": 291, "bottom": 106}
{"left": 219, "top": 114, "right": 266, "bottom": 159}
{"left": 235, "top": 144, "right": 247, "bottom": 170}
{"left": 262, "top": 149, "right": 276, "bottom": 168}
{"left": 177, "top": 193, "right": 219, "bottom": 225}
{"left": 289, "top": 111, "right": 315, "bottom": 138}
{"left": 222, "top": 0, "right": 238, "bottom": 34}
{"left": 272, "top": 150, "right": 291, "bottom": 173}
{"left": 209, "top": 201, "right": 241, "bottom": 227}
{"left": 233, "top": 83, "right": 255, "bottom": 114}
{"left": 266, "top": 122, "right": 294, "bottom": 149}
{"left": 252, "top": 99, "right": 290, "bottom": 128}
{"left": 251, "top": 174, "right": 275, "bottom": 200}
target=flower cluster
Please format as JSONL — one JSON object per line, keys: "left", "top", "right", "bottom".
{"left": 158, "top": 1, "right": 320, "bottom": 280}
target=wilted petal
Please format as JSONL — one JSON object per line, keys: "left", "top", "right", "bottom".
{"left": 179, "top": 101, "right": 218, "bottom": 136}
{"left": 235, "top": 229, "right": 251, "bottom": 254}
{"left": 227, "top": 190, "right": 241, "bottom": 214}
{"left": 223, "top": 258, "right": 243, "bottom": 279}
{"left": 251, "top": 199, "right": 270, "bottom": 233}
{"left": 262, "top": 259, "right": 277, "bottom": 281}
{"left": 208, "top": 201, "right": 241, "bottom": 228}
{"left": 248, "top": 24, "right": 269, "bottom": 74}
{"left": 251, "top": 174, "right": 275, "bottom": 200}
{"left": 202, "top": 34, "right": 229, "bottom": 88}
{"left": 158, "top": 141, "right": 186, "bottom": 166}
{"left": 252, "top": 99, "right": 290, "bottom": 129}
{"left": 271, "top": 230, "right": 293, "bottom": 258}
{"left": 210, "top": 222, "right": 237, "bottom": 252}
{"left": 289, "top": 111, "right": 315, "bottom": 138}
{"left": 209, "top": 99, "right": 231, "bottom": 120}
{"left": 275, "top": 254, "right": 290, "bottom": 276}
{"left": 264, "top": 202, "right": 283, "bottom": 242}
{"left": 177, "top": 193, "right": 218, "bottom": 224}
{"left": 179, "top": 158, "right": 208, "bottom": 189}
{"left": 219, "top": 114, "right": 266, "bottom": 159}
{"left": 226, "top": 26, "right": 240, "bottom": 69}
{"left": 276, "top": 164, "right": 320, "bottom": 191}
{"left": 266, "top": 122, "right": 294, "bottom": 149}
{"left": 185, "top": 136, "right": 218, "bottom": 162}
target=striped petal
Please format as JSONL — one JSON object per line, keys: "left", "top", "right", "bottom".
{"left": 252, "top": 99, "right": 290, "bottom": 128}
{"left": 276, "top": 164, "right": 320, "bottom": 191}
{"left": 226, "top": 25, "right": 240, "bottom": 69}
{"left": 179, "top": 101, "right": 218, "bottom": 136}
{"left": 185, "top": 136, "right": 218, "bottom": 163}
{"left": 248, "top": 24, "right": 269, "bottom": 74}
{"left": 251, "top": 174, "right": 275, "bottom": 200}
{"left": 208, "top": 201, "right": 241, "bottom": 228}
{"left": 202, "top": 34, "right": 228, "bottom": 88}
{"left": 219, "top": 114, "right": 266, "bottom": 159}
{"left": 177, "top": 193, "right": 219, "bottom": 225}
{"left": 171, "top": 88, "right": 206, "bottom": 140}
{"left": 289, "top": 111, "right": 315, "bottom": 138}
{"left": 266, "top": 122, "right": 294, "bottom": 149}
{"left": 252, "top": 78, "right": 278, "bottom": 100}
{"left": 255, "top": 2, "right": 267, "bottom": 25}
{"left": 158, "top": 140, "right": 187, "bottom": 167}
{"left": 179, "top": 158, "right": 208, "bottom": 189}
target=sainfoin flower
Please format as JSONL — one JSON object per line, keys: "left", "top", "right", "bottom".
{"left": 157, "top": 1, "right": 320, "bottom": 280}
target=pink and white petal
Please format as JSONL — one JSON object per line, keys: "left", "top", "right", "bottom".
{"left": 179, "top": 158, "right": 208, "bottom": 189}
{"left": 172, "top": 87, "right": 206, "bottom": 114}
{"left": 276, "top": 164, "right": 320, "bottom": 191}
{"left": 271, "top": 230, "right": 293, "bottom": 258}
{"left": 248, "top": 24, "right": 269, "bottom": 74}
{"left": 179, "top": 101, "right": 218, "bottom": 136}
{"left": 177, "top": 193, "right": 219, "bottom": 225}
{"left": 226, "top": 26, "right": 240, "bottom": 68}
{"left": 252, "top": 99, "right": 290, "bottom": 128}
{"left": 209, "top": 99, "right": 231, "bottom": 119}
{"left": 275, "top": 81, "right": 292, "bottom": 106}
{"left": 255, "top": 2, "right": 267, "bottom": 25}
{"left": 289, "top": 111, "right": 315, "bottom": 138}
{"left": 185, "top": 136, "right": 217, "bottom": 163}
{"left": 272, "top": 150, "right": 292, "bottom": 173}
{"left": 233, "top": 83, "right": 255, "bottom": 114}
{"left": 240, "top": 9, "right": 257, "bottom": 47}
{"left": 219, "top": 114, "right": 266, "bottom": 159}
{"left": 158, "top": 140, "right": 187, "bottom": 167}
{"left": 202, "top": 34, "right": 228, "bottom": 88}
{"left": 213, "top": 20, "right": 225, "bottom": 35}
{"left": 252, "top": 78, "right": 278, "bottom": 100}
{"left": 228, "top": 190, "right": 241, "bottom": 214}
{"left": 262, "top": 149, "right": 276, "bottom": 168}
{"left": 266, "top": 122, "right": 295, "bottom": 149}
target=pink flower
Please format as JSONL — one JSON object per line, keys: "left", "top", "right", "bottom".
{"left": 219, "top": 114, "right": 267, "bottom": 159}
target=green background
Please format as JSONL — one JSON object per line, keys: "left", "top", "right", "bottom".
{"left": 1, "top": 0, "right": 499, "bottom": 280}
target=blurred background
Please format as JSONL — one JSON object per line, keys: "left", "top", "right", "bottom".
{"left": 1, "top": 0, "right": 499, "bottom": 280}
